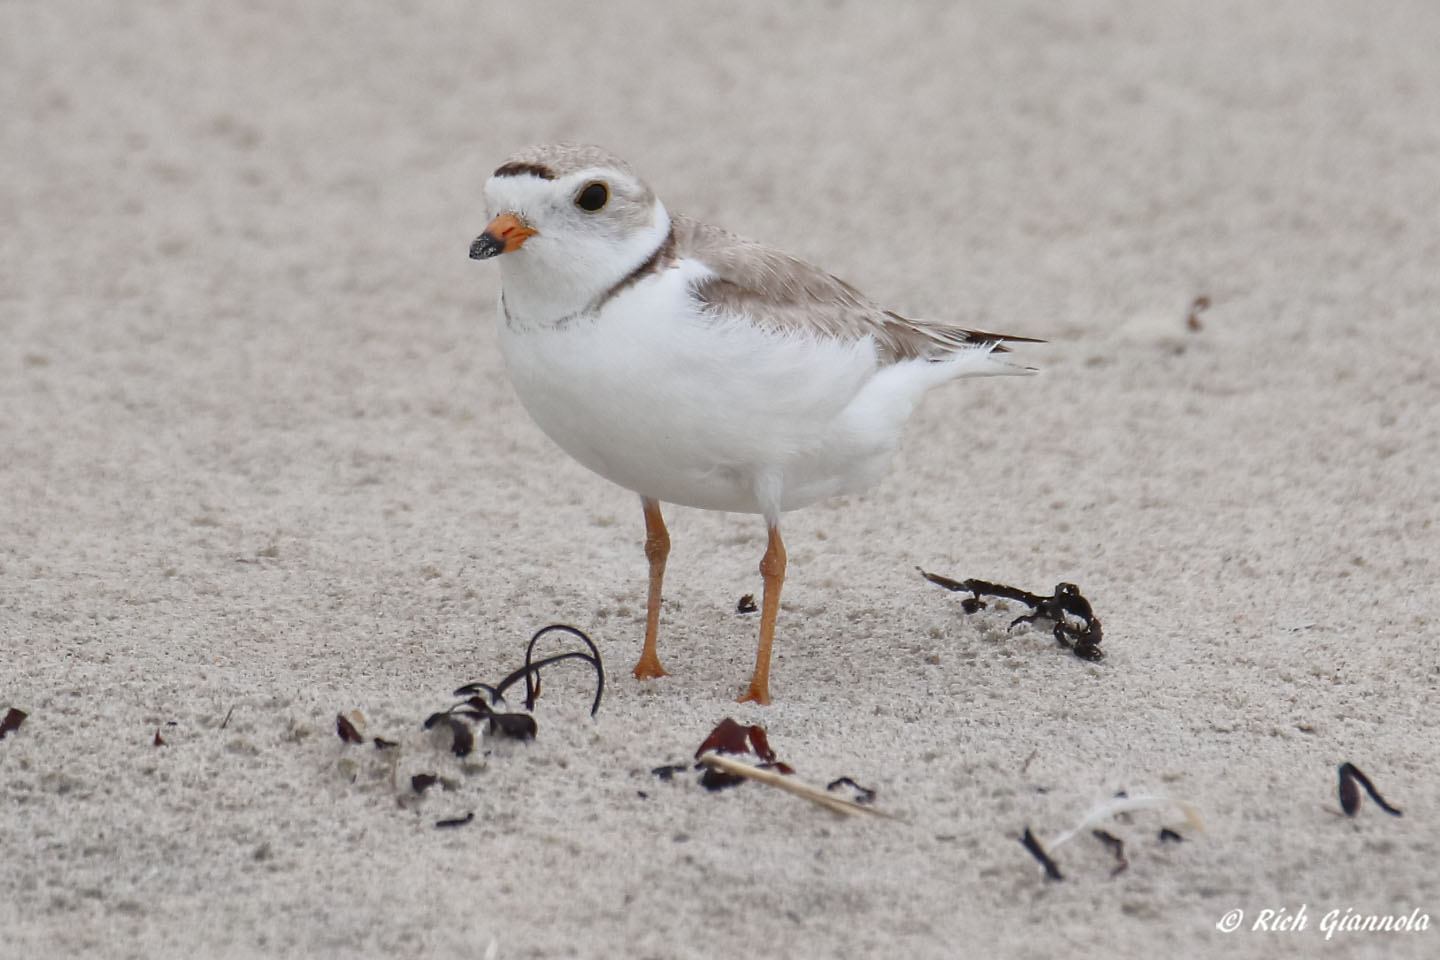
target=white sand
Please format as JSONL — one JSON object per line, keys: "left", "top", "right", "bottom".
{"left": 3, "top": 2, "right": 1437, "bottom": 958}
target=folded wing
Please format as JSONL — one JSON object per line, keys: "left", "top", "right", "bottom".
{"left": 675, "top": 214, "right": 1042, "bottom": 364}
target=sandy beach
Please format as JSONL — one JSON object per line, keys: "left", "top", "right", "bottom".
{"left": 2, "top": 2, "right": 1437, "bottom": 957}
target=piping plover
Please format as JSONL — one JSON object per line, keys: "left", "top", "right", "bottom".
{"left": 470, "top": 143, "right": 1037, "bottom": 704}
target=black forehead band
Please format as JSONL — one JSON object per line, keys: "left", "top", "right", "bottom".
{"left": 492, "top": 161, "right": 556, "bottom": 180}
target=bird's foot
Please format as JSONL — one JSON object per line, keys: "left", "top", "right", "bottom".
{"left": 735, "top": 679, "right": 771, "bottom": 706}
{"left": 632, "top": 653, "right": 668, "bottom": 681}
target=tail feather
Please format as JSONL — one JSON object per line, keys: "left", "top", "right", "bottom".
{"left": 957, "top": 328, "right": 1047, "bottom": 353}
{"left": 932, "top": 340, "right": 1039, "bottom": 378}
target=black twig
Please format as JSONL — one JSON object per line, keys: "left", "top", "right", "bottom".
{"left": 1091, "top": 829, "right": 1129, "bottom": 876}
{"left": 1020, "top": 827, "right": 1064, "bottom": 881}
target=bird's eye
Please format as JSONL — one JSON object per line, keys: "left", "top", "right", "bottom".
{"left": 575, "top": 181, "right": 609, "bottom": 212}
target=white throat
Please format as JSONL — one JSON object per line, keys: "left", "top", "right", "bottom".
{"left": 499, "top": 200, "right": 672, "bottom": 328}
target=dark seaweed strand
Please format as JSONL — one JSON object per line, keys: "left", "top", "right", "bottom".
{"left": 459, "top": 653, "right": 595, "bottom": 710}
{"left": 523, "top": 625, "right": 604, "bottom": 715}
{"left": 1339, "top": 767, "right": 1362, "bottom": 816}
{"left": 916, "top": 567, "right": 969, "bottom": 592}
{"left": 964, "top": 578, "right": 1047, "bottom": 607}
{"left": 451, "top": 625, "right": 605, "bottom": 716}
{"left": 825, "top": 777, "right": 877, "bottom": 804}
{"left": 469, "top": 625, "right": 604, "bottom": 715}
{"left": 1339, "top": 763, "right": 1403, "bottom": 816}
{"left": 452, "top": 681, "right": 503, "bottom": 704}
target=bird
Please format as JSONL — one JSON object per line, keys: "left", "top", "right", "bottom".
{"left": 469, "top": 143, "right": 1037, "bottom": 704}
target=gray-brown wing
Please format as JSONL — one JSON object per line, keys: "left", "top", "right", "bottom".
{"left": 674, "top": 214, "right": 1040, "bottom": 364}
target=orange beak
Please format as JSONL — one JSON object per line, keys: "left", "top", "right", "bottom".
{"left": 469, "top": 212, "right": 537, "bottom": 259}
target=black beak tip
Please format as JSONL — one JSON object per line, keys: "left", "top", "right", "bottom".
{"left": 469, "top": 233, "right": 503, "bottom": 260}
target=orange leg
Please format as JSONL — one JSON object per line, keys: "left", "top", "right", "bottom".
{"left": 633, "top": 497, "right": 670, "bottom": 680}
{"left": 737, "top": 524, "right": 785, "bottom": 705}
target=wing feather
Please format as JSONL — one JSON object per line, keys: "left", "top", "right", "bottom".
{"left": 674, "top": 215, "right": 1040, "bottom": 364}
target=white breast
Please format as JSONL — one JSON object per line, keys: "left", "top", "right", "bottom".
{"left": 497, "top": 260, "right": 928, "bottom": 519}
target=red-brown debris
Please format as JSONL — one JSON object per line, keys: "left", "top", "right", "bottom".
{"left": 336, "top": 713, "right": 363, "bottom": 744}
{"left": 0, "top": 708, "right": 26, "bottom": 740}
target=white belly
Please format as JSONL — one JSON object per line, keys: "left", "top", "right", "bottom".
{"left": 496, "top": 270, "right": 914, "bottom": 518}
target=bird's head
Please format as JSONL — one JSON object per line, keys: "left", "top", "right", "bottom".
{"left": 471, "top": 143, "right": 671, "bottom": 324}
